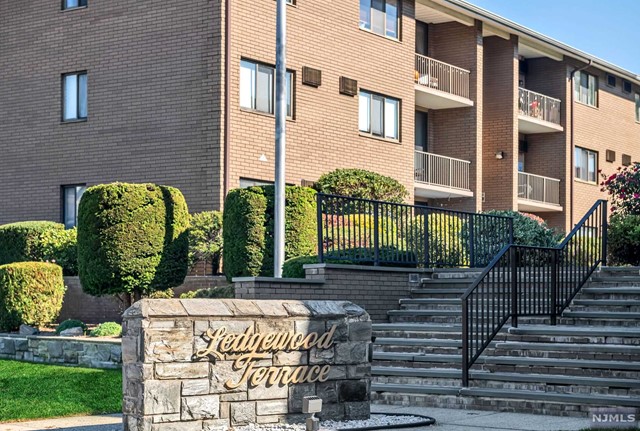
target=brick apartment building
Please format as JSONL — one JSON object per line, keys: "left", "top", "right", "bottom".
{"left": 1, "top": 0, "right": 639, "bottom": 232}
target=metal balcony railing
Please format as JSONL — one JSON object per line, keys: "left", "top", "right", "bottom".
{"left": 518, "top": 87, "right": 561, "bottom": 125}
{"left": 415, "top": 54, "right": 471, "bottom": 99}
{"left": 415, "top": 150, "right": 471, "bottom": 192}
{"left": 518, "top": 171, "right": 560, "bottom": 206}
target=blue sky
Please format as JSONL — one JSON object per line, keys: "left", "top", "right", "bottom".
{"left": 466, "top": 0, "right": 640, "bottom": 74}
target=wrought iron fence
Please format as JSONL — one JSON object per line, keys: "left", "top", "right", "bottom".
{"left": 461, "top": 200, "right": 607, "bottom": 386}
{"left": 317, "top": 193, "right": 514, "bottom": 268}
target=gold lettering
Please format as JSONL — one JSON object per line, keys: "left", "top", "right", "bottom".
{"left": 302, "top": 332, "right": 318, "bottom": 349}
{"left": 317, "top": 365, "right": 331, "bottom": 382}
{"left": 225, "top": 360, "right": 255, "bottom": 389}
{"left": 317, "top": 325, "right": 337, "bottom": 349}
{"left": 250, "top": 366, "right": 269, "bottom": 386}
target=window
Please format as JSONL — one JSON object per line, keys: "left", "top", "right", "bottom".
{"left": 359, "top": 91, "right": 399, "bottom": 140}
{"left": 636, "top": 93, "right": 640, "bottom": 122}
{"left": 62, "top": 185, "right": 86, "bottom": 228}
{"left": 574, "top": 147, "right": 597, "bottom": 183}
{"left": 62, "top": 72, "right": 88, "bottom": 121}
{"left": 574, "top": 71, "right": 598, "bottom": 107}
{"left": 606, "top": 74, "right": 616, "bottom": 87}
{"left": 240, "top": 60, "right": 293, "bottom": 117}
{"left": 623, "top": 80, "right": 632, "bottom": 93}
{"left": 359, "top": 0, "right": 400, "bottom": 39}
{"left": 62, "top": 0, "right": 87, "bottom": 10}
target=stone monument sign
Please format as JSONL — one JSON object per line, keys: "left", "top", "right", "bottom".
{"left": 122, "top": 299, "right": 372, "bottom": 430}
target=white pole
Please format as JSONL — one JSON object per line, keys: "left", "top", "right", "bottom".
{"left": 274, "top": 0, "right": 287, "bottom": 278}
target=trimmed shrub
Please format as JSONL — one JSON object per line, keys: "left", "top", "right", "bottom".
{"left": 315, "top": 169, "right": 408, "bottom": 203}
{"left": 189, "top": 211, "right": 223, "bottom": 274}
{"left": 90, "top": 322, "right": 122, "bottom": 338}
{"left": 608, "top": 214, "right": 640, "bottom": 266}
{"left": 406, "top": 213, "right": 468, "bottom": 267}
{"left": 77, "top": 183, "right": 190, "bottom": 301}
{"left": 56, "top": 319, "right": 88, "bottom": 335}
{"left": 0, "top": 262, "right": 65, "bottom": 331}
{"left": 179, "top": 285, "right": 234, "bottom": 299}
{"left": 0, "top": 222, "right": 78, "bottom": 276}
{"left": 145, "top": 288, "right": 175, "bottom": 299}
{"left": 282, "top": 255, "right": 319, "bottom": 278}
{"left": 223, "top": 186, "right": 316, "bottom": 279}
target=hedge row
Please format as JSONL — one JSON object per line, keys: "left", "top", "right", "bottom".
{"left": 223, "top": 185, "right": 316, "bottom": 279}
{"left": 0, "top": 222, "right": 77, "bottom": 276}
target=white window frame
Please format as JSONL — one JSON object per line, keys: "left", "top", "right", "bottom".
{"left": 62, "top": 185, "right": 86, "bottom": 229}
{"left": 359, "top": 90, "right": 400, "bottom": 141}
{"left": 574, "top": 71, "right": 598, "bottom": 107}
{"left": 240, "top": 60, "right": 293, "bottom": 118}
{"left": 574, "top": 147, "right": 598, "bottom": 183}
{"left": 359, "top": 0, "right": 400, "bottom": 40}
{"left": 62, "top": 71, "right": 88, "bottom": 122}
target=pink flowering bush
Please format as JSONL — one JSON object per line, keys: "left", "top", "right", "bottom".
{"left": 600, "top": 163, "right": 640, "bottom": 215}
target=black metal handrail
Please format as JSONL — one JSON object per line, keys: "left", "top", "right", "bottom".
{"left": 461, "top": 200, "right": 608, "bottom": 386}
{"left": 316, "top": 193, "right": 514, "bottom": 268}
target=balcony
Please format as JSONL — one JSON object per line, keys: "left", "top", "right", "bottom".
{"left": 518, "top": 88, "right": 563, "bottom": 134}
{"left": 517, "top": 171, "right": 562, "bottom": 212}
{"left": 414, "top": 150, "right": 473, "bottom": 199}
{"left": 415, "top": 54, "right": 474, "bottom": 110}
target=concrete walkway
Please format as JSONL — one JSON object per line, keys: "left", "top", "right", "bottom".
{"left": 0, "top": 408, "right": 592, "bottom": 431}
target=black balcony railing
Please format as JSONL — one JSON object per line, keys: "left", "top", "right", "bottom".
{"left": 461, "top": 200, "right": 608, "bottom": 386}
{"left": 316, "top": 193, "right": 514, "bottom": 268}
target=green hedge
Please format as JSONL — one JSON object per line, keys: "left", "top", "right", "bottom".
{"left": 608, "top": 214, "right": 640, "bottom": 266}
{"left": 223, "top": 186, "right": 316, "bottom": 279}
{"left": 0, "top": 262, "right": 65, "bottom": 331}
{"left": 77, "top": 183, "right": 190, "bottom": 299}
{"left": 189, "top": 211, "right": 223, "bottom": 274}
{"left": 90, "top": 322, "right": 122, "bottom": 337}
{"left": 0, "top": 222, "right": 78, "bottom": 276}
{"left": 315, "top": 168, "right": 408, "bottom": 203}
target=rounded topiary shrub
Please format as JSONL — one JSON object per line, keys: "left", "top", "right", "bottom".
{"left": 0, "top": 262, "right": 65, "bottom": 331}
{"left": 77, "top": 183, "right": 190, "bottom": 302}
{"left": 315, "top": 169, "right": 408, "bottom": 203}
{"left": 90, "top": 322, "right": 122, "bottom": 338}
{"left": 282, "top": 255, "right": 319, "bottom": 279}
{"left": 608, "top": 214, "right": 640, "bottom": 266}
{"left": 55, "top": 319, "right": 87, "bottom": 335}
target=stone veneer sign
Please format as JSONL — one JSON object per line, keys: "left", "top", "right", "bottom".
{"left": 122, "top": 299, "right": 372, "bottom": 431}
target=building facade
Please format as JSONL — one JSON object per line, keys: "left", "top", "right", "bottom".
{"left": 1, "top": 0, "right": 639, "bottom": 232}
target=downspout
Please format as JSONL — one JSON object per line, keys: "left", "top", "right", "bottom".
{"left": 569, "top": 59, "right": 592, "bottom": 227}
{"left": 223, "top": 0, "right": 231, "bottom": 201}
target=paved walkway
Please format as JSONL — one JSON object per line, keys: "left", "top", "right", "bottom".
{"left": 0, "top": 408, "right": 591, "bottom": 431}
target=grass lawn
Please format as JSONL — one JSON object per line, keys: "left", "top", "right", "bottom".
{"left": 0, "top": 359, "right": 122, "bottom": 422}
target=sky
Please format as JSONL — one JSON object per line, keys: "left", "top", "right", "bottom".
{"left": 466, "top": 0, "right": 640, "bottom": 75}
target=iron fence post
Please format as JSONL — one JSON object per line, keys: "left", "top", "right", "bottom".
{"left": 317, "top": 193, "right": 324, "bottom": 263}
{"left": 373, "top": 201, "right": 380, "bottom": 266}
{"left": 550, "top": 249, "right": 558, "bottom": 326}
{"left": 423, "top": 208, "right": 430, "bottom": 268}
{"left": 461, "top": 299, "right": 469, "bottom": 387}
{"left": 602, "top": 200, "right": 608, "bottom": 267}
{"left": 469, "top": 216, "right": 476, "bottom": 268}
{"left": 510, "top": 247, "right": 518, "bottom": 328}
{"left": 508, "top": 218, "right": 514, "bottom": 245}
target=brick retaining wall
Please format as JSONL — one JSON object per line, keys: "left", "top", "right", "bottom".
{"left": 234, "top": 264, "right": 433, "bottom": 322}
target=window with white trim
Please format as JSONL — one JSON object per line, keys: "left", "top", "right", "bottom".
{"left": 359, "top": 0, "right": 400, "bottom": 39}
{"left": 359, "top": 91, "right": 399, "bottom": 140}
{"left": 62, "top": 72, "right": 88, "bottom": 121}
{"left": 574, "top": 71, "right": 598, "bottom": 107}
{"left": 240, "top": 60, "right": 293, "bottom": 117}
{"left": 63, "top": 185, "right": 86, "bottom": 228}
{"left": 574, "top": 147, "right": 597, "bottom": 183}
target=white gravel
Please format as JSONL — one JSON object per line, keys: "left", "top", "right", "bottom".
{"left": 233, "top": 414, "right": 428, "bottom": 431}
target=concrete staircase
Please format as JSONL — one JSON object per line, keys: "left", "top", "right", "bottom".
{"left": 370, "top": 267, "right": 640, "bottom": 417}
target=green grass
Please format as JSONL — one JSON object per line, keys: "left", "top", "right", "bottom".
{"left": 0, "top": 359, "right": 122, "bottom": 422}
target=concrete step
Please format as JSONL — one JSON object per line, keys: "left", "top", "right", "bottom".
{"left": 460, "top": 388, "right": 640, "bottom": 408}
{"left": 399, "top": 298, "right": 461, "bottom": 305}
{"left": 373, "top": 351, "right": 462, "bottom": 364}
{"left": 371, "top": 382, "right": 460, "bottom": 396}
{"left": 410, "top": 288, "right": 466, "bottom": 297}
{"left": 494, "top": 341, "right": 640, "bottom": 355}
{"left": 581, "top": 286, "right": 640, "bottom": 294}
{"left": 562, "top": 310, "right": 640, "bottom": 320}
{"left": 479, "top": 356, "right": 640, "bottom": 376}
{"left": 374, "top": 338, "right": 461, "bottom": 348}
{"left": 508, "top": 324, "right": 639, "bottom": 338}
{"left": 573, "top": 299, "right": 640, "bottom": 306}
{"left": 591, "top": 276, "right": 640, "bottom": 283}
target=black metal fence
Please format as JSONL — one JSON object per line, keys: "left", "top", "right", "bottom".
{"left": 461, "top": 199, "right": 607, "bottom": 386}
{"left": 317, "top": 193, "right": 514, "bottom": 268}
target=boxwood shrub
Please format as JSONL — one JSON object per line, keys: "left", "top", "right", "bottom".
{"left": 315, "top": 168, "right": 408, "bottom": 203}
{"left": 77, "top": 183, "right": 190, "bottom": 301}
{"left": 0, "top": 222, "right": 78, "bottom": 276}
{"left": 608, "top": 214, "right": 640, "bottom": 266}
{"left": 223, "top": 185, "right": 316, "bottom": 279}
{"left": 0, "top": 262, "right": 65, "bottom": 331}
{"left": 90, "top": 322, "right": 122, "bottom": 338}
